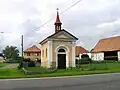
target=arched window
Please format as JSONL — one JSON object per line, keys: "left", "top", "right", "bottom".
{"left": 58, "top": 49, "right": 65, "bottom": 52}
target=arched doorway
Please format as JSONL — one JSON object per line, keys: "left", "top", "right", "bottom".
{"left": 57, "top": 49, "right": 66, "bottom": 69}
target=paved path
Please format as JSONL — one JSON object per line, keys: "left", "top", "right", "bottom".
{"left": 0, "top": 73, "right": 120, "bottom": 90}
{"left": 0, "top": 63, "right": 19, "bottom": 69}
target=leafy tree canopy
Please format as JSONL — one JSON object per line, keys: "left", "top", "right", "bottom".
{"left": 3, "top": 45, "right": 19, "bottom": 63}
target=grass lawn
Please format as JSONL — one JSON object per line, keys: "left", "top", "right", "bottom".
{"left": 0, "top": 62, "right": 120, "bottom": 79}
{"left": 0, "top": 63, "right": 8, "bottom": 67}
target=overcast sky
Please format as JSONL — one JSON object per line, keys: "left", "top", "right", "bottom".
{"left": 0, "top": 0, "right": 120, "bottom": 54}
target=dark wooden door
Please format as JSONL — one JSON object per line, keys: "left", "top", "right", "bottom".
{"left": 58, "top": 54, "right": 66, "bottom": 69}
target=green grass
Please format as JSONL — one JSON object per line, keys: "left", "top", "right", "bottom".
{"left": 0, "top": 68, "right": 25, "bottom": 78}
{"left": 26, "top": 67, "right": 48, "bottom": 72}
{"left": 0, "top": 62, "right": 120, "bottom": 79}
{"left": 0, "top": 63, "right": 8, "bottom": 67}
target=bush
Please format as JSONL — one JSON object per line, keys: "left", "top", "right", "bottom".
{"left": 28, "top": 61, "right": 35, "bottom": 67}
{"left": 23, "top": 58, "right": 30, "bottom": 62}
{"left": 81, "top": 54, "right": 89, "bottom": 58}
{"left": 80, "top": 57, "right": 91, "bottom": 64}
{"left": 76, "top": 57, "right": 91, "bottom": 65}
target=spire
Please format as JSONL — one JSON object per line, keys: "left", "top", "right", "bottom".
{"left": 54, "top": 8, "right": 62, "bottom": 33}
{"left": 55, "top": 8, "right": 61, "bottom": 24}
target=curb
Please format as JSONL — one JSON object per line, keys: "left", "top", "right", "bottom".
{"left": 0, "top": 72, "right": 120, "bottom": 81}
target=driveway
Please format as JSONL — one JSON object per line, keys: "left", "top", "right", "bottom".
{"left": 0, "top": 73, "right": 120, "bottom": 90}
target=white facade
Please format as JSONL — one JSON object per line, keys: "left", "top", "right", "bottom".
{"left": 118, "top": 51, "right": 120, "bottom": 61}
{"left": 91, "top": 53, "right": 104, "bottom": 61}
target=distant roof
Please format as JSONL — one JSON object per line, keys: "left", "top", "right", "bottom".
{"left": 92, "top": 36, "right": 120, "bottom": 52}
{"left": 39, "top": 29, "right": 78, "bottom": 45}
{"left": 76, "top": 46, "right": 89, "bottom": 56}
{"left": 24, "top": 45, "right": 41, "bottom": 53}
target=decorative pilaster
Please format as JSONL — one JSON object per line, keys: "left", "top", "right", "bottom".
{"left": 40, "top": 45, "right": 43, "bottom": 66}
{"left": 72, "top": 41, "right": 76, "bottom": 67}
{"left": 48, "top": 41, "right": 53, "bottom": 68}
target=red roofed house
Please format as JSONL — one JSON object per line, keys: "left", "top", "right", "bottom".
{"left": 23, "top": 45, "right": 41, "bottom": 61}
{"left": 76, "top": 46, "right": 89, "bottom": 57}
{"left": 91, "top": 36, "right": 120, "bottom": 61}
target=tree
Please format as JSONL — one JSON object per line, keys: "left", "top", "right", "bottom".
{"left": 3, "top": 45, "right": 19, "bottom": 63}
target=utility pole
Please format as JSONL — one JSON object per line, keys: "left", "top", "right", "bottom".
{"left": 20, "top": 35, "right": 23, "bottom": 68}
{"left": 21, "top": 35, "right": 23, "bottom": 58}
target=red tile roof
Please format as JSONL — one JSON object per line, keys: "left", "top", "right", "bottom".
{"left": 24, "top": 45, "right": 41, "bottom": 53}
{"left": 76, "top": 46, "right": 89, "bottom": 56}
{"left": 92, "top": 36, "right": 120, "bottom": 52}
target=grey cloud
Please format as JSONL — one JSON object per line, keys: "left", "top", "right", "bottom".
{"left": 2, "top": 0, "right": 120, "bottom": 53}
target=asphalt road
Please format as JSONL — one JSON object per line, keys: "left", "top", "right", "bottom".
{"left": 0, "top": 73, "right": 120, "bottom": 90}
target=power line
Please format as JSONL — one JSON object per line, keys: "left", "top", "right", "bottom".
{"left": 35, "top": 0, "right": 82, "bottom": 31}
{"left": 60, "top": 0, "right": 82, "bottom": 14}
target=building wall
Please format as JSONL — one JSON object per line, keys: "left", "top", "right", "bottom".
{"left": 91, "top": 52, "right": 104, "bottom": 61}
{"left": 118, "top": 51, "right": 120, "bottom": 61}
{"left": 52, "top": 40, "right": 73, "bottom": 68}
{"left": 23, "top": 52, "right": 41, "bottom": 61}
{"left": 41, "top": 41, "right": 48, "bottom": 67}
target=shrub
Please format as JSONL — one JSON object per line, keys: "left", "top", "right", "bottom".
{"left": 81, "top": 54, "right": 89, "bottom": 58}
{"left": 28, "top": 61, "right": 35, "bottom": 67}
{"left": 79, "top": 57, "right": 91, "bottom": 64}
{"left": 23, "top": 58, "right": 30, "bottom": 62}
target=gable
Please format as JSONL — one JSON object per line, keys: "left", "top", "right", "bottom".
{"left": 55, "top": 33, "right": 72, "bottom": 39}
{"left": 57, "top": 34, "right": 69, "bottom": 38}
{"left": 39, "top": 29, "right": 78, "bottom": 45}
{"left": 50, "top": 30, "right": 77, "bottom": 40}
{"left": 24, "top": 45, "right": 41, "bottom": 52}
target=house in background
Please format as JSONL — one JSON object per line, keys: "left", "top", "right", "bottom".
{"left": 23, "top": 45, "right": 41, "bottom": 61}
{"left": 91, "top": 36, "right": 120, "bottom": 61}
{"left": 39, "top": 10, "right": 78, "bottom": 69}
{"left": 75, "top": 46, "right": 89, "bottom": 59}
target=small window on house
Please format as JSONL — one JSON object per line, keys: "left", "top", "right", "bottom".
{"left": 31, "top": 53, "right": 33, "bottom": 56}
{"left": 35, "top": 53, "right": 39, "bottom": 56}
{"left": 37, "top": 53, "right": 39, "bottom": 56}
{"left": 46, "top": 48, "right": 47, "bottom": 57}
{"left": 27, "top": 53, "right": 30, "bottom": 56}
{"left": 35, "top": 58, "right": 39, "bottom": 61}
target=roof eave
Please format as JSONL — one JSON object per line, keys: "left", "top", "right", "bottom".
{"left": 24, "top": 51, "right": 41, "bottom": 53}
{"left": 39, "top": 38, "right": 48, "bottom": 45}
